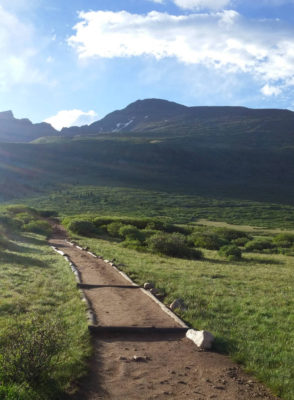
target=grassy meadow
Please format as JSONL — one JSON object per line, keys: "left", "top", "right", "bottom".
{"left": 64, "top": 216, "right": 294, "bottom": 400}
{"left": 21, "top": 185, "right": 294, "bottom": 228}
{"left": 0, "top": 208, "right": 90, "bottom": 399}
{"left": 1, "top": 189, "right": 294, "bottom": 399}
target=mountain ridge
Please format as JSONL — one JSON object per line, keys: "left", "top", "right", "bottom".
{"left": 0, "top": 99, "right": 294, "bottom": 146}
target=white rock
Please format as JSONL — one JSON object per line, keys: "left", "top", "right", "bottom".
{"left": 144, "top": 282, "right": 154, "bottom": 290}
{"left": 186, "top": 329, "right": 214, "bottom": 350}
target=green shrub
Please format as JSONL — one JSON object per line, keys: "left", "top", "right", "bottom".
{"left": 0, "top": 383, "right": 39, "bottom": 400}
{"left": 22, "top": 220, "right": 52, "bottom": 237}
{"left": 140, "top": 228, "right": 161, "bottom": 240}
{"left": 147, "top": 232, "right": 202, "bottom": 259}
{"left": 14, "top": 212, "right": 35, "bottom": 225}
{"left": 219, "top": 244, "right": 242, "bottom": 261}
{"left": 119, "top": 218, "right": 150, "bottom": 229}
{"left": 94, "top": 216, "right": 150, "bottom": 229}
{"left": 93, "top": 217, "right": 117, "bottom": 227}
{"left": 6, "top": 206, "right": 36, "bottom": 216}
{"left": 68, "top": 219, "right": 97, "bottom": 236}
{"left": 232, "top": 237, "right": 250, "bottom": 246}
{"left": 119, "top": 225, "right": 145, "bottom": 242}
{"left": 145, "top": 220, "right": 174, "bottom": 232}
{"left": 0, "top": 317, "right": 67, "bottom": 394}
{"left": 191, "top": 232, "right": 227, "bottom": 250}
{"left": 107, "top": 222, "right": 124, "bottom": 237}
{"left": 37, "top": 210, "right": 58, "bottom": 218}
{"left": 244, "top": 238, "right": 274, "bottom": 252}
{"left": 273, "top": 233, "right": 294, "bottom": 248}
{"left": 121, "top": 239, "right": 144, "bottom": 251}
{"left": 215, "top": 228, "right": 249, "bottom": 242}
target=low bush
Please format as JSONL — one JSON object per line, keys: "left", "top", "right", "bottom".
{"left": 215, "top": 228, "right": 250, "bottom": 242}
{"left": 273, "top": 233, "right": 294, "bottom": 248}
{"left": 0, "top": 383, "right": 38, "bottom": 400}
{"left": 191, "top": 232, "right": 227, "bottom": 250}
{"left": 37, "top": 210, "right": 58, "bottom": 218}
{"left": 94, "top": 216, "right": 151, "bottom": 229}
{"left": 218, "top": 244, "right": 242, "bottom": 261}
{"left": 68, "top": 219, "right": 97, "bottom": 236}
{"left": 118, "top": 225, "right": 145, "bottom": 242}
{"left": 107, "top": 222, "right": 124, "bottom": 237}
{"left": 5, "top": 206, "right": 36, "bottom": 216}
{"left": 0, "top": 316, "right": 67, "bottom": 396}
{"left": 93, "top": 217, "right": 117, "bottom": 227}
{"left": 14, "top": 212, "right": 35, "bottom": 225}
{"left": 121, "top": 239, "right": 144, "bottom": 251}
{"left": 22, "top": 220, "right": 52, "bottom": 237}
{"left": 244, "top": 238, "right": 274, "bottom": 252}
{"left": 140, "top": 228, "right": 161, "bottom": 240}
{"left": 232, "top": 237, "right": 251, "bottom": 246}
{"left": 147, "top": 232, "right": 202, "bottom": 259}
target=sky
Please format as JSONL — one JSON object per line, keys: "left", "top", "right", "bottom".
{"left": 1, "top": 0, "right": 294, "bottom": 130}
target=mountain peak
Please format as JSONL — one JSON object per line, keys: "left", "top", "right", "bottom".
{"left": 0, "top": 110, "right": 14, "bottom": 120}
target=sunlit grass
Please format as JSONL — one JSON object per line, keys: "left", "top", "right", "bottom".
{"left": 0, "top": 230, "right": 91, "bottom": 399}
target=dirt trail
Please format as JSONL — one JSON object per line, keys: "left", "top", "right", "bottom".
{"left": 49, "top": 226, "right": 278, "bottom": 400}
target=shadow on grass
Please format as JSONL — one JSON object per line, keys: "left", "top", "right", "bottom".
{"left": 5, "top": 241, "right": 45, "bottom": 254}
{"left": 203, "top": 258, "right": 231, "bottom": 265}
{"left": 244, "top": 256, "right": 284, "bottom": 265}
{"left": 213, "top": 336, "right": 238, "bottom": 355}
{"left": 0, "top": 251, "right": 48, "bottom": 268}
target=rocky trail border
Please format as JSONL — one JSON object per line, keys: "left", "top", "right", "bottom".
{"left": 49, "top": 225, "right": 279, "bottom": 400}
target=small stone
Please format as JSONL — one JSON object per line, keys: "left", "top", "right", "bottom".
{"left": 144, "top": 282, "right": 154, "bottom": 290}
{"left": 133, "top": 355, "right": 147, "bottom": 362}
{"left": 186, "top": 329, "right": 214, "bottom": 350}
{"left": 213, "top": 386, "right": 225, "bottom": 390}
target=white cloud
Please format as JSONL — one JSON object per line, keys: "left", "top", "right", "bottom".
{"left": 172, "top": 0, "right": 231, "bottom": 10}
{"left": 0, "top": 5, "right": 44, "bottom": 91}
{"left": 45, "top": 109, "right": 98, "bottom": 131}
{"left": 261, "top": 84, "right": 282, "bottom": 96}
{"left": 149, "top": 0, "right": 165, "bottom": 3}
{"left": 68, "top": 10, "right": 294, "bottom": 93}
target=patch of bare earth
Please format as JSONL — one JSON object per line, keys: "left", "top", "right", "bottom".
{"left": 49, "top": 226, "right": 278, "bottom": 400}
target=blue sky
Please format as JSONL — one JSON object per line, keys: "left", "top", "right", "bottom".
{"left": 1, "top": 0, "right": 294, "bottom": 129}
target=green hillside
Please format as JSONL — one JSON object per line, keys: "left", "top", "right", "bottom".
{"left": 0, "top": 99, "right": 293, "bottom": 227}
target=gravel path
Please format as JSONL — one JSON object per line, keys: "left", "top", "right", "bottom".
{"left": 49, "top": 226, "right": 278, "bottom": 400}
